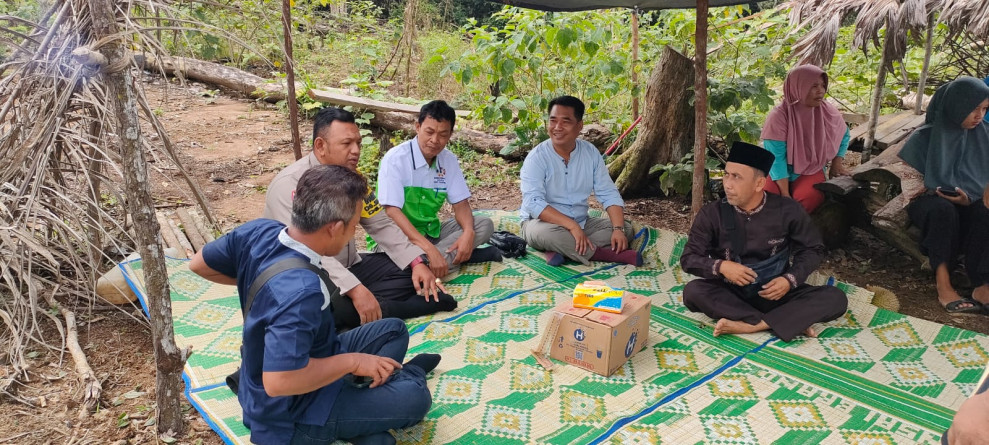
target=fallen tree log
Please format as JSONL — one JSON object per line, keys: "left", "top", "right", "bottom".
{"left": 357, "top": 110, "right": 516, "bottom": 159}
{"left": 815, "top": 140, "right": 926, "bottom": 262}
{"left": 136, "top": 55, "right": 615, "bottom": 159}
{"left": 308, "top": 88, "right": 469, "bottom": 118}
{"left": 366, "top": 111, "right": 610, "bottom": 160}
{"left": 134, "top": 53, "right": 297, "bottom": 102}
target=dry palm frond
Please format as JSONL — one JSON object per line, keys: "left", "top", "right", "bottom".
{"left": 941, "top": 0, "right": 989, "bottom": 38}
{"left": 780, "top": 0, "right": 933, "bottom": 67}
{"left": 0, "top": 0, "right": 262, "bottom": 383}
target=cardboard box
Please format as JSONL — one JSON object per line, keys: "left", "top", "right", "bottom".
{"left": 547, "top": 292, "right": 651, "bottom": 376}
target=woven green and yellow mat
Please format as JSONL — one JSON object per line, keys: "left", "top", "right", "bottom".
{"left": 120, "top": 210, "right": 987, "bottom": 444}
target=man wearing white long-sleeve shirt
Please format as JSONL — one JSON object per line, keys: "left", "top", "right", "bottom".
{"left": 519, "top": 95, "right": 641, "bottom": 267}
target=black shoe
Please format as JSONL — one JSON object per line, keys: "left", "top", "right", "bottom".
{"left": 466, "top": 246, "right": 503, "bottom": 263}
{"left": 488, "top": 231, "right": 527, "bottom": 258}
{"left": 404, "top": 353, "right": 442, "bottom": 374}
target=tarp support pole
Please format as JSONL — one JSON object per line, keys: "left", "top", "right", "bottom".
{"left": 690, "top": 0, "right": 709, "bottom": 218}
{"left": 631, "top": 7, "right": 640, "bottom": 120}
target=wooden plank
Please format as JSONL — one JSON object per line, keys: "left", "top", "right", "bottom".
{"left": 189, "top": 209, "right": 216, "bottom": 242}
{"left": 842, "top": 112, "right": 868, "bottom": 125}
{"left": 815, "top": 175, "right": 866, "bottom": 196}
{"left": 872, "top": 111, "right": 915, "bottom": 141}
{"left": 849, "top": 112, "right": 898, "bottom": 142}
{"left": 875, "top": 113, "right": 926, "bottom": 149}
{"left": 308, "top": 88, "right": 470, "bottom": 118}
{"left": 155, "top": 212, "right": 187, "bottom": 259}
{"left": 165, "top": 214, "right": 195, "bottom": 258}
{"left": 175, "top": 207, "right": 206, "bottom": 252}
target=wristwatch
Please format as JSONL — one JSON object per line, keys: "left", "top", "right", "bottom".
{"left": 612, "top": 226, "right": 625, "bottom": 231}
{"left": 409, "top": 254, "right": 429, "bottom": 269}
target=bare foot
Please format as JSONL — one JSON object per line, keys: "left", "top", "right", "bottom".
{"left": 935, "top": 264, "right": 969, "bottom": 309}
{"left": 713, "top": 319, "right": 769, "bottom": 337}
{"left": 973, "top": 285, "right": 989, "bottom": 306}
{"left": 803, "top": 326, "right": 818, "bottom": 338}
{"left": 936, "top": 286, "right": 964, "bottom": 307}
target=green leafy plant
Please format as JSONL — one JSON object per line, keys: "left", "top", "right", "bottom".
{"left": 707, "top": 76, "right": 775, "bottom": 146}
{"left": 445, "top": 8, "right": 634, "bottom": 154}
{"left": 349, "top": 109, "right": 382, "bottom": 186}
{"left": 650, "top": 151, "right": 722, "bottom": 197}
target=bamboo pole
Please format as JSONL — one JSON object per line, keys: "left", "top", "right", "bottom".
{"left": 691, "top": 0, "right": 709, "bottom": 218}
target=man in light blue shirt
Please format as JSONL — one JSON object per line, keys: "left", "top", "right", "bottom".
{"left": 519, "top": 96, "right": 641, "bottom": 267}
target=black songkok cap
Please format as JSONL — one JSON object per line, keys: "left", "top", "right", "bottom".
{"left": 727, "top": 141, "right": 775, "bottom": 176}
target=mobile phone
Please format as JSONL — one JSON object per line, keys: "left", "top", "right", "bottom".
{"left": 346, "top": 369, "right": 401, "bottom": 388}
{"left": 938, "top": 187, "right": 960, "bottom": 197}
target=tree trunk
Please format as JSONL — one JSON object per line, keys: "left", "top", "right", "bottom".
{"left": 87, "top": 0, "right": 187, "bottom": 436}
{"left": 631, "top": 10, "right": 640, "bottom": 120}
{"left": 607, "top": 45, "right": 695, "bottom": 196}
{"left": 862, "top": 23, "right": 892, "bottom": 162}
{"left": 915, "top": 15, "right": 934, "bottom": 114}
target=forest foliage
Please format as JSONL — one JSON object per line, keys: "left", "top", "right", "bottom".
{"left": 1, "top": 0, "right": 981, "bottom": 194}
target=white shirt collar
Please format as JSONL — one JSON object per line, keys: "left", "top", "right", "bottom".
{"left": 410, "top": 137, "right": 442, "bottom": 170}
{"left": 277, "top": 228, "right": 332, "bottom": 310}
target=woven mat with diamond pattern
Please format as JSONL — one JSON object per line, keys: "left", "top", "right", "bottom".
{"left": 120, "top": 210, "right": 987, "bottom": 444}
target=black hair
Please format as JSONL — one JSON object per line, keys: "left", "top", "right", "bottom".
{"left": 311, "top": 107, "right": 356, "bottom": 144}
{"left": 547, "top": 95, "right": 585, "bottom": 121}
{"left": 291, "top": 165, "right": 367, "bottom": 233}
{"left": 418, "top": 100, "right": 456, "bottom": 128}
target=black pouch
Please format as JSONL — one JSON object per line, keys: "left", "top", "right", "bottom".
{"left": 226, "top": 368, "right": 241, "bottom": 394}
{"left": 488, "top": 231, "right": 527, "bottom": 258}
{"left": 738, "top": 248, "right": 790, "bottom": 299}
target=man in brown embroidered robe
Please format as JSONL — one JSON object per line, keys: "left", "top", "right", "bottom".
{"left": 679, "top": 142, "right": 847, "bottom": 342}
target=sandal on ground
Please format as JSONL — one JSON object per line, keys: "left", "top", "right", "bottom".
{"left": 943, "top": 298, "right": 983, "bottom": 314}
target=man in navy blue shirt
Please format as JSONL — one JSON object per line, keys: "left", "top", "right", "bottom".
{"left": 190, "top": 165, "right": 440, "bottom": 445}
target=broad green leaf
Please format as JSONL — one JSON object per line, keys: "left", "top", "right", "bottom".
{"left": 582, "top": 41, "right": 600, "bottom": 57}
{"left": 556, "top": 28, "right": 576, "bottom": 49}
{"left": 500, "top": 59, "right": 517, "bottom": 77}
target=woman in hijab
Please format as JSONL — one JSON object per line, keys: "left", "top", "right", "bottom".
{"left": 984, "top": 75, "right": 989, "bottom": 123}
{"left": 761, "top": 65, "right": 851, "bottom": 214}
{"left": 899, "top": 76, "right": 989, "bottom": 314}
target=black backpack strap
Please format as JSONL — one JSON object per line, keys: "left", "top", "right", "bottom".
{"left": 243, "top": 257, "right": 329, "bottom": 316}
{"left": 719, "top": 199, "right": 746, "bottom": 262}
{"left": 228, "top": 256, "right": 333, "bottom": 395}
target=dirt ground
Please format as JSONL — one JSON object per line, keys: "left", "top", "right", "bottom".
{"left": 2, "top": 77, "right": 986, "bottom": 444}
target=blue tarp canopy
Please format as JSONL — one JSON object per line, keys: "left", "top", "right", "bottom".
{"left": 487, "top": 0, "right": 754, "bottom": 11}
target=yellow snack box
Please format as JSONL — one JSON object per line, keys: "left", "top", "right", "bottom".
{"left": 572, "top": 280, "right": 624, "bottom": 313}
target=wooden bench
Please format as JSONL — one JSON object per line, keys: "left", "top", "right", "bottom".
{"left": 814, "top": 140, "right": 926, "bottom": 264}
{"left": 848, "top": 110, "right": 927, "bottom": 152}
